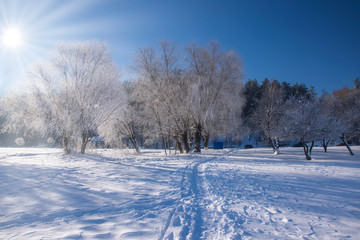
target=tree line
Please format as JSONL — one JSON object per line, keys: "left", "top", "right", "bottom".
{"left": 243, "top": 78, "right": 359, "bottom": 159}
{"left": 0, "top": 40, "right": 359, "bottom": 159}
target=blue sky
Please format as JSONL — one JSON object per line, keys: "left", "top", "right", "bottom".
{"left": 1, "top": 0, "right": 359, "bottom": 94}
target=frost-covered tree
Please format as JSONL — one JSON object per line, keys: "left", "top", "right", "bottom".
{"left": 243, "top": 79, "right": 316, "bottom": 146}
{"left": 134, "top": 41, "right": 244, "bottom": 153}
{"left": 251, "top": 80, "right": 285, "bottom": 154}
{"left": 281, "top": 97, "right": 326, "bottom": 160}
{"left": 201, "top": 84, "right": 244, "bottom": 149}
{"left": 134, "top": 42, "right": 192, "bottom": 154}
{"left": 99, "top": 81, "right": 142, "bottom": 152}
{"left": 318, "top": 96, "right": 344, "bottom": 153}
{"left": 325, "top": 86, "right": 360, "bottom": 155}
{"left": 29, "top": 41, "right": 124, "bottom": 154}
{"left": 186, "top": 42, "right": 244, "bottom": 152}
{"left": 0, "top": 92, "right": 42, "bottom": 140}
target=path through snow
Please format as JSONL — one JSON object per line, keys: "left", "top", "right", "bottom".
{"left": 159, "top": 147, "right": 360, "bottom": 239}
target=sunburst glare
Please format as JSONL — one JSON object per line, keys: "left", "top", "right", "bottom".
{"left": 2, "top": 27, "right": 23, "bottom": 48}
{"left": 0, "top": 0, "right": 108, "bottom": 93}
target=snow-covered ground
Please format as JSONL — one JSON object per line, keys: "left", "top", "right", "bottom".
{"left": 0, "top": 146, "right": 359, "bottom": 239}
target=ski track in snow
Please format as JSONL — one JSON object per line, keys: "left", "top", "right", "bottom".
{"left": 159, "top": 148, "right": 360, "bottom": 240}
{"left": 0, "top": 147, "right": 360, "bottom": 239}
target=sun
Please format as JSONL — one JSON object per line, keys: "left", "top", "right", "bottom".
{"left": 2, "top": 27, "right": 23, "bottom": 48}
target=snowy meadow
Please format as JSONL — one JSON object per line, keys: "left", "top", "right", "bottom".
{"left": 1, "top": 146, "right": 360, "bottom": 239}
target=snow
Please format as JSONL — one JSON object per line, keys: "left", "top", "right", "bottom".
{"left": 1, "top": 146, "right": 360, "bottom": 239}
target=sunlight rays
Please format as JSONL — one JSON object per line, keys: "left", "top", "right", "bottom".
{"left": 0, "top": 0, "right": 106, "bottom": 93}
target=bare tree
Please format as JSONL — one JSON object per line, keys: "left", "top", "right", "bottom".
{"left": 134, "top": 42, "right": 195, "bottom": 154}
{"left": 325, "top": 87, "right": 360, "bottom": 155}
{"left": 29, "top": 41, "right": 124, "bottom": 154}
{"left": 317, "top": 97, "right": 344, "bottom": 153}
{"left": 281, "top": 97, "right": 325, "bottom": 160}
{"left": 0, "top": 91, "right": 42, "bottom": 141}
{"left": 186, "top": 42, "right": 244, "bottom": 152}
{"left": 99, "top": 81, "right": 143, "bottom": 152}
{"left": 251, "top": 80, "right": 285, "bottom": 154}
{"left": 133, "top": 41, "right": 244, "bottom": 153}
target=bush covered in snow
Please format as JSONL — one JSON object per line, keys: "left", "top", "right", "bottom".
{"left": 14, "top": 137, "right": 25, "bottom": 146}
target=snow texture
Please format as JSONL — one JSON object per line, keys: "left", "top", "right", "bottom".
{"left": 1, "top": 146, "right": 360, "bottom": 239}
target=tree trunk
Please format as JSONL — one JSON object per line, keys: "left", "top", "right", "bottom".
{"left": 340, "top": 134, "right": 354, "bottom": 156}
{"left": 182, "top": 131, "right": 190, "bottom": 153}
{"left": 268, "top": 138, "right": 280, "bottom": 154}
{"left": 130, "top": 136, "right": 140, "bottom": 153}
{"left": 301, "top": 140, "right": 312, "bottom": 160}
{"left": 63, "top": 135, "right": 71, "bottom": 154}
{"left": 309, "top": 140, "right": 315, "bottom": 155}
{"left": 275, "top": 137, "right": 280, "bottom": 154}
{"left": 168, "top": 131, "right": 172, "bottom": 155}
{"left": 168, "top": 138, "right": 172, "bottom": 155}
{"left": 194, "top": 123, "right": 202, "bottom": 153}
{"left": 268, "top": 138, "right": 276, "bottom": 152}
{"left": 80, "top": 132, "right": 89, "bottom": 154}
{"left": 175, "top": 136, "right": 183, "bottom": 154}
{"left": 162, "top": 136, "right": 167, "bottom": 155}
{"left": 322, "top": 139, "right": 330, "bottom": 153}
{"left": 155, "top": 116, "right": 166, "bottom": 155}
{"left": 202, "top": 132, "right": 210, "bottom": 150}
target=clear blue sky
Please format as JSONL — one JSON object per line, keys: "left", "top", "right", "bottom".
{"left": 1, "top": 0, "right": 359, "bottom": 94}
